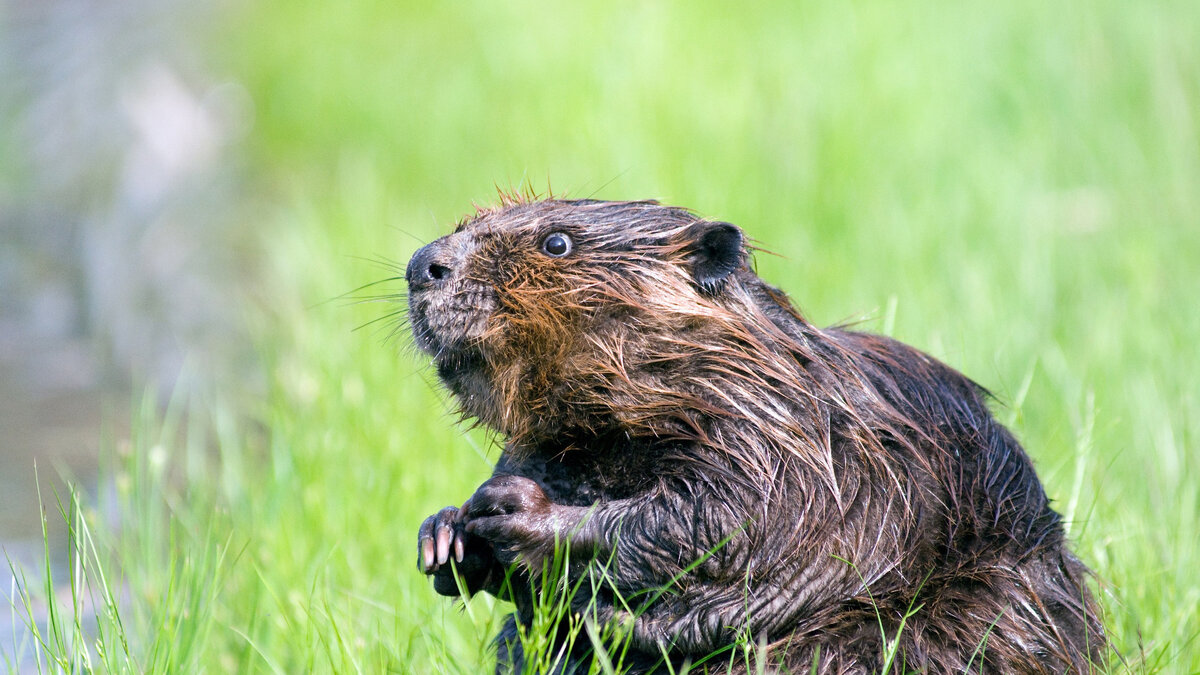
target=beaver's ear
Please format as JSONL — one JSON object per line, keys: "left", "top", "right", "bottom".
{"left": 686, "top": 221, "right": 744, "bottom": 293}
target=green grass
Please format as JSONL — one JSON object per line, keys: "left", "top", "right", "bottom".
{"left": 9, "top": 0, "right": 1200, "bottom": 671}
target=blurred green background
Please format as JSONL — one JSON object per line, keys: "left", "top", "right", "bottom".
{"left": 2, "top": 0, "right": 1198, "bottom": 671}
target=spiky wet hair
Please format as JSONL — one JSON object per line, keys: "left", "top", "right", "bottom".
{"left": 422, "top": 199, "right": 924, "bottom": 497}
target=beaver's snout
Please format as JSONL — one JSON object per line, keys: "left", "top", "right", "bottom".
{"left": 406, "top": 241, "right": 457, "bottom": 291}
{"left": 404, "top": 234, "right": 496, "bottom": 374}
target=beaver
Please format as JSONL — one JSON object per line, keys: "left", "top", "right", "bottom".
{"left": 408, "top": 198, "right": 1106, "bottom": 673}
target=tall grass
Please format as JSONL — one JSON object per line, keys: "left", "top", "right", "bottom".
{"left": 9, "top": 0, "right": 1200, "bottom": 672}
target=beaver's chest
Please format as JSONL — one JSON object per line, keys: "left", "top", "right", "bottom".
{"left": 495, "top": 438, "right": 670, "bottom": 507}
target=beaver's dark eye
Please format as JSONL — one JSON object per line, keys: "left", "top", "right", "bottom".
{"left": 541, "top": 232, "right": 572, "bottom": 257}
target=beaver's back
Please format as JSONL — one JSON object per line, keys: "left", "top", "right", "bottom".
{"left": 829, "top": 330, "right": 1060, "bottom": 546}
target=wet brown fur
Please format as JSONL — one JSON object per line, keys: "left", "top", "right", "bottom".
{"left": 409, "top": 198, "right": 1107, "bottom": 673}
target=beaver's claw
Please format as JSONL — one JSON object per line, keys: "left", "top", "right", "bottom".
{"left": 417, "top": 505, "right": 500, "bottom": 597}
{"left": 417, "top": 506, "right": 465, "bottom": 572}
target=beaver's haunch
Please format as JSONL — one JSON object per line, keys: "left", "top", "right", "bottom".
{"left": 409, "top": 198, "right": 1105, "bottom": 673}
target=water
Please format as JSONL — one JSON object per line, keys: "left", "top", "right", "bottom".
{"left": 0, "top": 303, "right": 119, "bottom": 670}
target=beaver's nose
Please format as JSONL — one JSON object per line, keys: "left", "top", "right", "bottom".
{"left": 406, "top": 242, "right": 455, "bottom": 291}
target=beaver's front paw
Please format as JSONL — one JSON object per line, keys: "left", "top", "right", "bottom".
{"left": 417, "top": 505, "right": 501, "bottom": 597}
{"left": 461, "top": 475, "right": 561, "bottom": 567}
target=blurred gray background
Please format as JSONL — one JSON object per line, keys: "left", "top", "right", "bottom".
{"left": 1, "top": 0, "right": 255, "bottom": 661}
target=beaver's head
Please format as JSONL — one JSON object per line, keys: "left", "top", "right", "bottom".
{"left": 406, "top": 199, "right": 763, "bottom": 443}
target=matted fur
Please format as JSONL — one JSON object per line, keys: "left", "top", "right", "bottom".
{"left": 409, "top": 199, "right": 1106, "bottom": 674}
